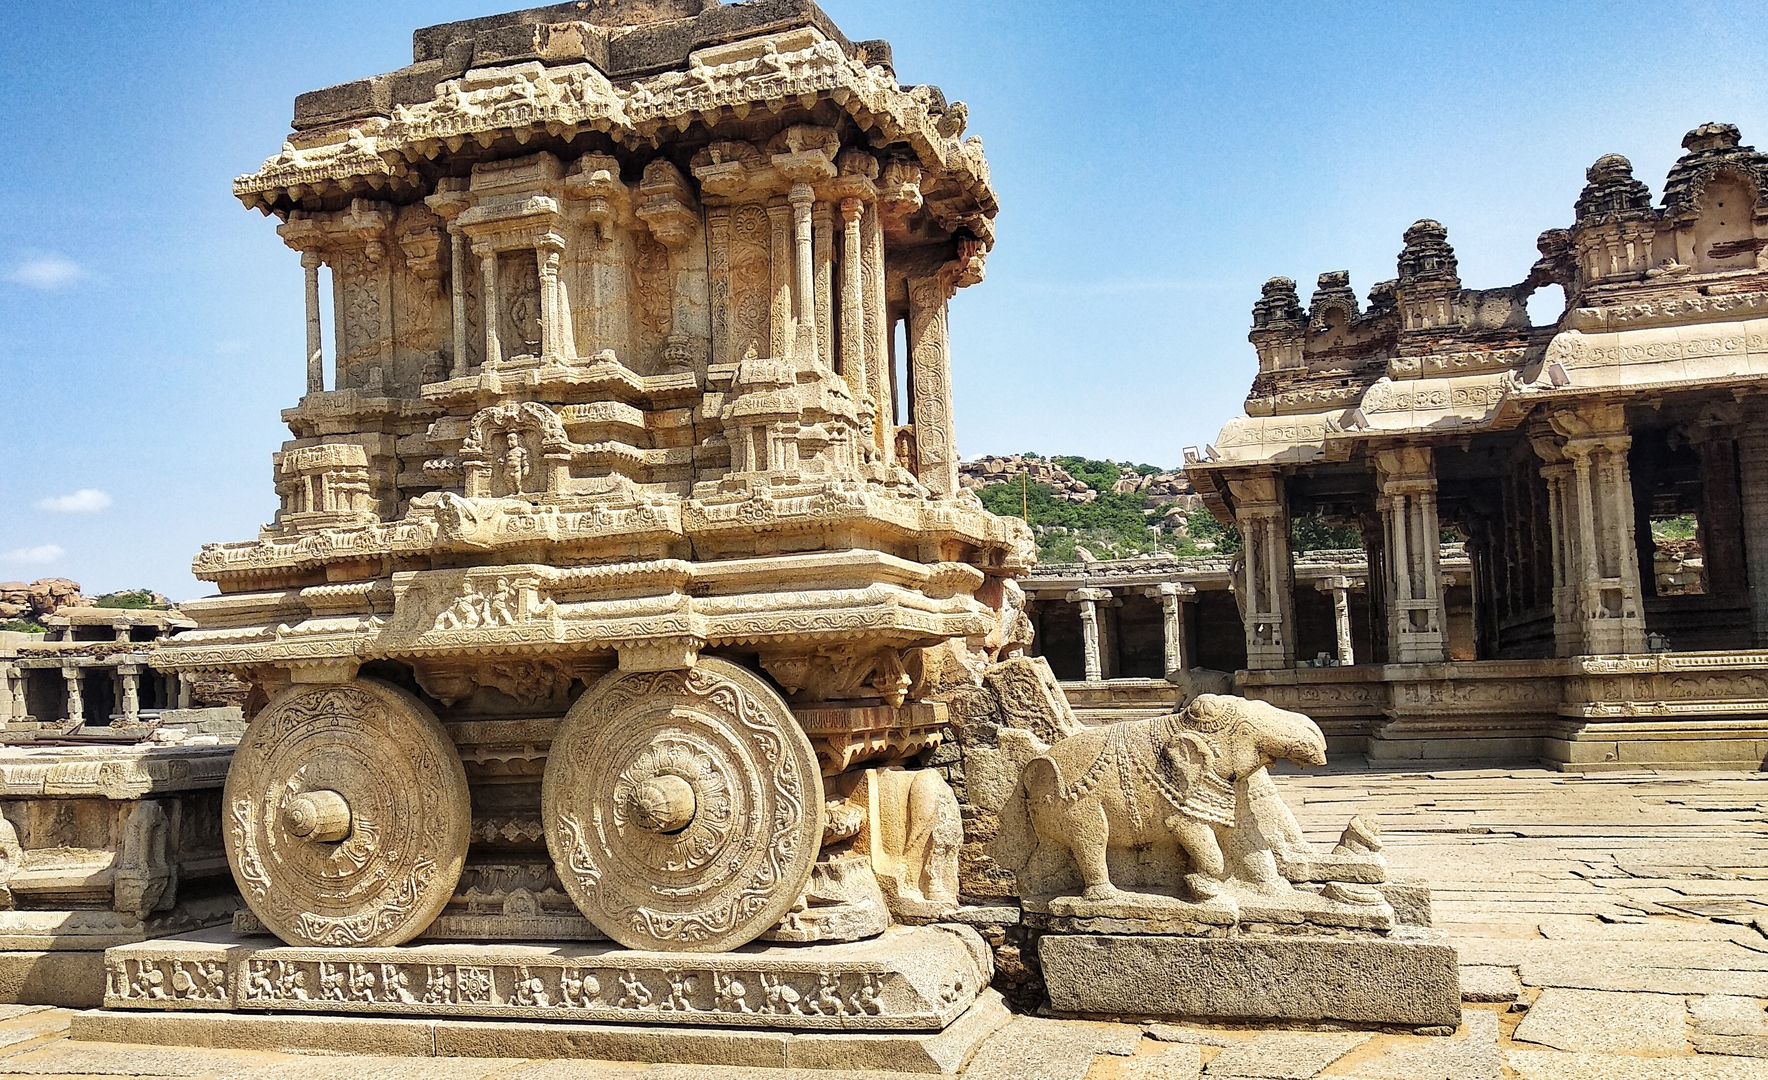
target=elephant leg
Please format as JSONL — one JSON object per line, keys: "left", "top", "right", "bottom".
{"left": 1060, "top": 801, "right": 1116, "bottom": 900}
{"left": 1168, "top": 814, "right": 1225, "bottom": 900}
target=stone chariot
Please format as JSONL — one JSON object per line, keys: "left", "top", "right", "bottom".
{"left": 99, "top": 0, "right": 1030, "bottom": 1064}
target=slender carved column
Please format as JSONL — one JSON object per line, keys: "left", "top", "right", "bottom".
{"left": 447, "top": 229, "right": 470, "bottom": 378}
{"left": 0, "top": 668, "right": 13, "bottom": 725}
{"left": 1068, "top": 588, "right": 1109, "bottom": 682}
{"left": 1316, "top": 575, "right": 1355, "bottom": 666}
{"left": 706, "top": 206, "right": 733, "bottom": 366}
{"left": 907, "top": 271, "right": 958, "bottom": 495}
{"left": 767, "top": 201, "right": 794, "bottom": 359}
{"left": 1739, "top": 432, "right": 1768, "bottom": 644}
{"left": 1375, "top": 448, "right": 1447, "bottom": 663}
{"left": 120, "top": 669, "right": 140, "bottom": 723}
{"left": 63, "top": 667, "right": 84, "bottom": 726}
{"left": 1229, "top": 474, "right": 1295, "bottom": 669}
{"left": 479, "top": 252, "right": 502, "bottom": 368}
{"left": 838, "top": 199, "right": 868, "bottom": 406}
{"left": 8, "top": 672, "right": 24, "bottom": 722}
{"left": 537, "top": 245, "right": 561, "bottom": 362}
{"left": 789, "top": 185, "right": 818, "bottom": 364}
{"left": 1156, "top": 582, "right": 1195, "bottom": 678}
{"left": 176, "top": 673, "right": 193, "bottom": 710}
{"left": 863, "top": 205, "right": 890, "bottom": 461}
{"left": 813, "top": 201, "right": 834, "bottom": 370}
{"left": 1692, "top": 433, "right": 1747, "bottom": 596}
{"left": 301, "top": 253, "right": 325, "bottom": 393}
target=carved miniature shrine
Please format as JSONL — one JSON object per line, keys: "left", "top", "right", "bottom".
{"left": 85, "top": 0, "right": 1033, "bottom": 1065}
{"left": 1189, "top": 124, "right": 1768, "bottom": 771}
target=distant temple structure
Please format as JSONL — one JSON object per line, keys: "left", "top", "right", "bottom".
{"left": 1172, "top": 123, "right": 1768, "bottom": 770}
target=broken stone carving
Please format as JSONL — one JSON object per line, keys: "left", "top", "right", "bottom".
{"left": 103, "top": 0, "right": 1028, "bottom": 1063}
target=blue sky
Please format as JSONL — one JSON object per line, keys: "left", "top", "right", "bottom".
{"left": 1, "top": 1, "right": 1762, "bottom": 600}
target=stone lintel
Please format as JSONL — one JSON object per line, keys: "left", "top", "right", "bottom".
{"left": 1038, "top": 930, "right": 1461, "bottom": 1028}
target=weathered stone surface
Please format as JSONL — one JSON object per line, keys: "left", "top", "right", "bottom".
{"left": 0, "top": 950, "right": 107, "bottom": 1008}
{"left": 1505, "top": 1048, "right": 1768, "bottom": 1080}
{"left": 960, "top": 1015, "right": 1142, "bottom": 1080}
{"left": 1201, "top": 1031, "right": 1367, "bottom": 1078}
{"left": 1457, "top": 965, "right": 1521, "bottom": 1003}
{"left": 74, "top": 990, "right": 1009, "bottom": 1073}
{"left": 1122, "top": 1043, "right": 1204, "bottom": 1079}
{"left": 1512, "top": 988, "right": 1690, "bottom": 1053}
{"left": 1039, "top": 931, "right": 1460, "bottom": 1027}
{"left": 1342, "top": 1009, "right": 1503, "bottom": 1080}
{"left": 1691, "top": 995, "right": 1768, "bottom": 1037}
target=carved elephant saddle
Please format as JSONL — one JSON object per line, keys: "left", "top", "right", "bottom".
{"left": 1042, "top": 716, "right": 1238, "bottom": 829}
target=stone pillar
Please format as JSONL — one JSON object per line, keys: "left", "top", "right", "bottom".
{"left": 767, "top": 201, "right": 794, "bottom": 358}
{"left": 907, "top": 271, "right": 958, "bottom": 495}
{"left": 1067, "top": 588, "right": 1109, "bottom": 682}
{"left": 1316, "top": 575, "right": 1356, "bottom": 666}
{"left": 1228, "top": 473, "right": 1295, "bottom": 669}
{"left": 862, "top": 204, "right": 891, "bottom": 461}
{"left": 120, "top": 668, "right": 140, "bottom": 723}
{"left": 838, "top": 199, "right": 867, "bottom": 401}
{"left": 1738, "top": 432, "right": 1768, "bottom": 645}
{"left": 62, "top": 667, "right": 84, "bottom": 726}
{"left": 1155, "top": 582, "right": 1195, "bottom": 679}
{"left": 1546, "top": 406, "right": 1647, "bottom": 655}
{"left": 8, "top": 672, "right": 24, "bottom": 722}
{"left": 1691, "top": 432, "right": 1747, "bottom": 597}
{"left": 479, "top": 251, "right": 502, "bottom": 368}
{"left": 448, "top": 229, "right": 470, "bottom": 378}
{"left": 175, "top": 673, "right": 194, "bottom": 710}
{"left": 537, "top": 244, "right": 562, "bottom": 362}
{"left": 0, "top": 668, "right": 12, "bottom": 725}
{"left": 302, "top": 252, "right": 325, "bottom": 394}
{"left": 812, "top": 200, "right": 834, "bottom": 369}
{"left": 788, "top": 184, "right": 818, "bottom": 363}
{"left": 1374, "top": 447, "right": 1448, "bottom": 664}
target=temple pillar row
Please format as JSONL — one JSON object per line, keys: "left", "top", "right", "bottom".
{"left": 1374, "top": 448, "right": 1447, "bottom": 664}
{"left": 1229, "top": 473, "right": 1295, "bottom": 669}
{"left": 1539, "top": 406, "right": 1647, "bottom": 656}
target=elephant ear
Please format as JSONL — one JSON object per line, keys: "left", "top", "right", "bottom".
{"left": 1165, "top": 730, "right": 1218, "bottom": 791}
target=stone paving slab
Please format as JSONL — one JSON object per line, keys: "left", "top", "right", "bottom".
{"left": 1200, "top": 1032, "right": 1367, "bottom": 1077}
{"left": 1512, "top": 987, "right": 1690, "bottom": 1053}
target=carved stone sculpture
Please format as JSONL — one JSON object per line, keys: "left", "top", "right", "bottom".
{"left": 110, "top": 0, "right": 1028, "bottom": 1061}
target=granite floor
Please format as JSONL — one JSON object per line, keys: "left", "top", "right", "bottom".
{"left": 0, "top": 766, "right": 1762, "bottom": 1079}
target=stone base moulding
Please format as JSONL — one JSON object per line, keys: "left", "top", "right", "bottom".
{"left": 100, "top": 924, "right": 992, "bottom": 1032}
{"left": 75, "top": 989, "right": 1011, "bottom": 1074}
{"left": 1038, "top": 929, "right": 1461, "bottom": 1029}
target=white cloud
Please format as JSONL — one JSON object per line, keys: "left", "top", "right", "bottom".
{"left": 4, "top": 255, "right": 85, "bottom": 291}
{"left": 35, "top": 489, "right": 112, "bottom": 514}
{"left": 1, "top": 545, "right": 64, "bottom": 566}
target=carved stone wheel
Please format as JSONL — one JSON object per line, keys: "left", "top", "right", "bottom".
{"left": 543, "top": 658, "right": 825, "bottom": 952}
{"left": 224, "top": 678, "right": 470, "bottom": 947}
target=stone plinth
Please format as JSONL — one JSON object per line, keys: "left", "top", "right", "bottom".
{"left": 75, "top": 990, "right": 1011, "bottom": 1073}
{"left": 1039, "top": 929, "right": 1460, "bottom": 1028}
{"left": 102, "top": 924, "right": 992, "bottom": 1032}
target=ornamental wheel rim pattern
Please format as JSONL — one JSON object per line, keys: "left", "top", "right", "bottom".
{"left": 543, "top": 658, "right": 824, "bottom": 953}
{"left": 222, "top": 678, "right": 469, "bottom": 948}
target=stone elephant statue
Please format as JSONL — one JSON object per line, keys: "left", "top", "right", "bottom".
{"left": 996, "top": 693, "right": 1327, "bottom": 904}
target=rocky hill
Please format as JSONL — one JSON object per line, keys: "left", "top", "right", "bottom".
{"left": 961, "top": 454, "right": 1219, "bottom": 562}
{"left": 0, "top": 579, "right": 86, "bottom": 627}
